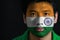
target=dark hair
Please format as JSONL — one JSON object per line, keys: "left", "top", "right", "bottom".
{"left": 21, "top": 0, "right": 57, "bottom": 15}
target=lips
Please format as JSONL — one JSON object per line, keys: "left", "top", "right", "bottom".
{"left": 36, "top": 27, "right": 44, "bottom": 31}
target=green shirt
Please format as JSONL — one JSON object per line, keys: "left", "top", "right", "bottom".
{"left": 12, "top": 29, "right": 60, "bottom": 40}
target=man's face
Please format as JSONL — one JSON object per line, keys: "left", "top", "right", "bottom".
{"left": 24, "top": 2, "right": 55, "bottom": 37}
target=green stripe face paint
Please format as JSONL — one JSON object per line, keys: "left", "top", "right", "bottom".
{"left": 28, "top": 27, "right": 53, "bottom": 37}
{"left": 26, "top": 17, "right": 54, "bottom": 37}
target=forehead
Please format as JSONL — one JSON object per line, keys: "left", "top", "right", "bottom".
{"left": 27, "top": 2, "right": 53, "bottom": 11}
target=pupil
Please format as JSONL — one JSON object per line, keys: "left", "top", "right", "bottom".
{"left": 45, "top": 13, "right": 47, "bottom": 15}
{"left": 32, "top": 13, "right": 34, "bottom": 15}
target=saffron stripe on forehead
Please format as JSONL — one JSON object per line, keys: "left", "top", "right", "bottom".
{"left": 26, "top": 2, "right": 54, "bottom": 17}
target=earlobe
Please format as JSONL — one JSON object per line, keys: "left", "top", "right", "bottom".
{"left": 54, "top": 12, "right": 58, "bottom": 23}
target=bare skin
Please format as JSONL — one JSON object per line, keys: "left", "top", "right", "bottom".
{"left": 30, "top": 31, "right": 51, "bottom": 40}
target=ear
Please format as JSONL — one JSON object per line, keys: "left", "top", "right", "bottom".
{"left": 23, "top": 14, "right": 26, "bottom": 24}
{"left": 54, "top": 12, "right": 58, "bottom": 23}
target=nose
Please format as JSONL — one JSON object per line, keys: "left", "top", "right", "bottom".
{"left": 36, "top": 17, "right": 40, "bottom": 25}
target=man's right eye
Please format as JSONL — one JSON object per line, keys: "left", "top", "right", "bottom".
{"left": 30, "top": 12, "right": 35, "bottom": 17}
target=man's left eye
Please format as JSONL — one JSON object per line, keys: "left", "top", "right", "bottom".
{"left": 44, "top": 12, "right": 49, "bottom": 16}
{"left": 45, "top": 13, "right": 48, "bottom": 15}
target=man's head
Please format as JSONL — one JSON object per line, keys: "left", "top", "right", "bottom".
{"left": 23, "top": 0, "right": 58, "bottom": 37}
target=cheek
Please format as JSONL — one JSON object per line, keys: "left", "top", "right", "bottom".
{"left": 49, "top": 13, "right": 54, "bottom": 16}
{"left": 49, "top": 11, "right": 54, "bottom": 16}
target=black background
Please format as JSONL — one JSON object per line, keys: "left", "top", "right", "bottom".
{"left": 1, "top": 0, "right": 60, "bottom": 40}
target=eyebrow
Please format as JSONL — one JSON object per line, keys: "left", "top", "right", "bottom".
{"left": 29, "top": 10, "right": 51, "bottom": 14}
{"left": 43, "top": 10, "right": 51, "bottom": 12}
{"left": 29, "top": 10, "right": 37, "bottom": 12}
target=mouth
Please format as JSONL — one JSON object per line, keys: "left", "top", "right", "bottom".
{"left": 35, "top": 27, "right": 44, "bottom": 32}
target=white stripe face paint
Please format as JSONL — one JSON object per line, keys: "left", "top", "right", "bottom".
{"left": 26, "top": 17, "right": 54, "bottom": 27}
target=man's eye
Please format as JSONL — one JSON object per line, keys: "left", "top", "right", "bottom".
{"left": 44, "top": 12, "right": 49, "bottom": 16}
{"left": 45, "top": 13, "right": 47, "bottom": 15}
{"left": 30, "top": 12, "right": 35, "bottom": 17}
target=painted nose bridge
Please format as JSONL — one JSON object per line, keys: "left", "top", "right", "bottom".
{"left": 36, "top": 17, "right": 40, "bottom": 24}
{"left": 37, "top": 12, "right": 43, "bottom": 17}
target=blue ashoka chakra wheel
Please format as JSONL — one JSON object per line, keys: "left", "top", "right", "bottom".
{"left": 44, "top": 18, "right": 52, "bottom": 26}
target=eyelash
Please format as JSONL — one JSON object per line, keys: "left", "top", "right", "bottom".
{"left": 30, "top": 12, "right": 36, "bottom": 16}
{"left": 44, "top": 13, "right": 48, "bottom": 15}
{"left": 31, "top": 12, "right": 35, "bottom": 14}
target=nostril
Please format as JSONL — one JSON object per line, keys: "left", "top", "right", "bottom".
{"left": 37, "top": 23, "right": 40, "bottom": 25}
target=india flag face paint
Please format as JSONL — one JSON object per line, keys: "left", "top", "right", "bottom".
{"left": 25, "top": 2, "right": 55, "bottom": 37}
{"left": 26, "top": 16, "right": 54, "bottom": 27}
{"left": 26, "top": 16, "right": 54, "bottom": 37}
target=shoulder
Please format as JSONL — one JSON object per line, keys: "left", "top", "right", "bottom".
{"left": 12, "top": 35, "right": 22, "bottom": 40}
{"left": 53, "top": 31, "right": 60, "bottom": 40}
{"left": 12, "top": 29, "right": 29, "bottom": 40}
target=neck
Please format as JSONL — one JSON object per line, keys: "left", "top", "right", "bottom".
{"left": 29, "top": 31, "right": 52, "bottom": 40}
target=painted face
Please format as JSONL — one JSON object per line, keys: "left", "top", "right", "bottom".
{"left": 25, "top": 2, "right": 54, "bottom": 37}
